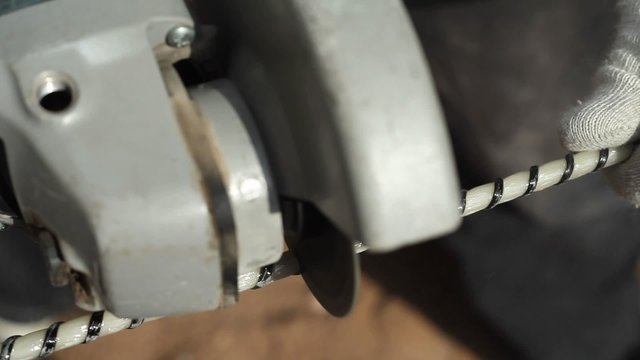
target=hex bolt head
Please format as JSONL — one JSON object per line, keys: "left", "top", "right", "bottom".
{"left": 165, "top": 25, "right": 195, "bottom": 48}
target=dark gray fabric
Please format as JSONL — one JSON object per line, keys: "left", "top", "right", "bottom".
{"left": 371, "top": 0, "right": 640, "bottom": 359}
{"left": 411, "top": 0, "right": 621, "bottom": 226}
{"left": 446, "top": 204, "right": 640, "bottom": 360}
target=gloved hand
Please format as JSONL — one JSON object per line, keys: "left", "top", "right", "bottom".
{"left": 561, "top": 0, "right": 640, "bottom": 205}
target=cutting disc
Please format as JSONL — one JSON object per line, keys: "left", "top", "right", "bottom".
{"left": 282, "top": 200, "right": 359, "bottom": 317}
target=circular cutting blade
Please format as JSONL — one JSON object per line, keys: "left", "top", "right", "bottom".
{"left": 282, "top": 200, "right": 359, "bottom": 317}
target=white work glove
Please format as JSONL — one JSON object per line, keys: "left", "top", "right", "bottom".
{"left": 561, "top": 0, "right": 640, "bottom": 205}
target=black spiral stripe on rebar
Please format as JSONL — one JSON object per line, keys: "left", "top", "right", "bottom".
{"left": 593, "top": 149, "right": 609, "bottom": 172}
{"left": 259, "top": 264, "right": 273, "bottom": 283}
{"left": 128, "top": 318, "right": 145, "bottom": 329}
{"left": 459, "top": 190, "right": 468, "bottom": 214}
{"left": 486, "top": 178, "right": 504, "bottom": 209}
{"left": 252, "top": 264, "right": 275, "bottom": 289}
{"left": 84, "top": 311, "right": 104, "bottom": 344}
{"left": 523, "top": 166, "right": 539, "bottom": 197}
{"left": 558, "top": 153, "right": 575, "bottom": 184}
{"left": 1, "top": 335, "right": 20, "bottom": 360}
{"left": 39, "top": 321, "right": 63, "bottom": 358}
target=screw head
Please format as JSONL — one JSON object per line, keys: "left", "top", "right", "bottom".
{"left": 166, "top": 25, "right": 195, "bottom": 48}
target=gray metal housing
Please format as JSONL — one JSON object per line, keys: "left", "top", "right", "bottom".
{"left": 221, "top": 0, "right": 462, "bottom": 251}
{"left": 0, "top": 0, "right": 282, "bottom": 317}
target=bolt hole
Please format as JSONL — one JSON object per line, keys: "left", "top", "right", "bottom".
{"left": 36, "top": 76, "right": 74, "bottom": 113}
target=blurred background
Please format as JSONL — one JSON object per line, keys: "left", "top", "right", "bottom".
{"left": 4, "top": 0, "right": 640, "bottom": 359}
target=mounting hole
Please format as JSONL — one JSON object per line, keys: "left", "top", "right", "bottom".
{"left": 35, "top": 73, "right": 76, "bottom": 113}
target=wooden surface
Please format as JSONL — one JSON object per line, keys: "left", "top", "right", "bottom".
{"left": 52, "top": 276, "right": 477, "bottom": 360}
